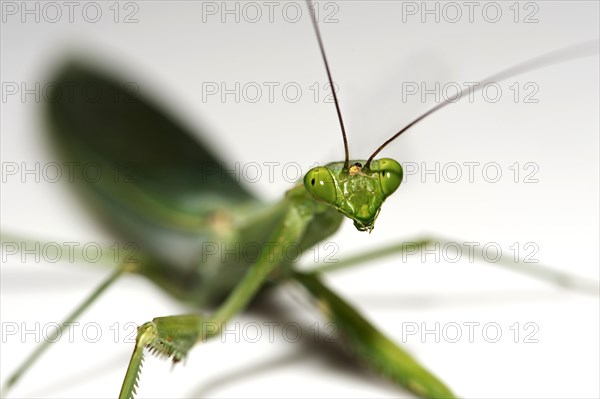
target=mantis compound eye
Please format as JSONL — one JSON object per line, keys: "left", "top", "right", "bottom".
{"left": 304, "top": 166, "right": 337, "bottom": 204}
{"left": 376, "top": 158, "right": 403, "bottom": 197}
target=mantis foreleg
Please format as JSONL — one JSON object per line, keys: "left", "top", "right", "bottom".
{"left": 119, "top": 200, "right": 312, "bottom": 399}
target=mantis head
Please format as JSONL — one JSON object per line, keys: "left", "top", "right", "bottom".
{"left": 304, "top": 158, "right": 403, "bottom": 232}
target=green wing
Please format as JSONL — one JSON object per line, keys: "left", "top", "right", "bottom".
{"left": 45, "top": 61, "right": 257, "bottom": 270}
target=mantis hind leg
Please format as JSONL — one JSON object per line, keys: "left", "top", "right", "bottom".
{"left": 308, "top": 236, "right": 598, "bottom": 295}
{"left": 292, "top": 271, "right": 456, "bottom": 399}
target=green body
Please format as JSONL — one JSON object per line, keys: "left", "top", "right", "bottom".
{"left": 44, "top": 63, "right": 406, "bottom": 305}
{"left": 6, "top": 38, "right": 598, "bottom": 399}
{"left": 33, "top": 62, "right": 453, "bottom": 399}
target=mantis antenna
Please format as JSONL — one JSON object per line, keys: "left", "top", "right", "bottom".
{"left": 306, "top": 0, "right": 350, "bottom": 170}
{"left": 365, "top": 39, "right": 600, "bottom": 169}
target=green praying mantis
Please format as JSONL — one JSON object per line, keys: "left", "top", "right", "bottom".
{"left": 2, "top": 1, "right": 596, "bottom": 397}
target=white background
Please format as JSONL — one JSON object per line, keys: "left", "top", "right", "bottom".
{"left": 1, "top": 1, "right": 599, "bottom": 398}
